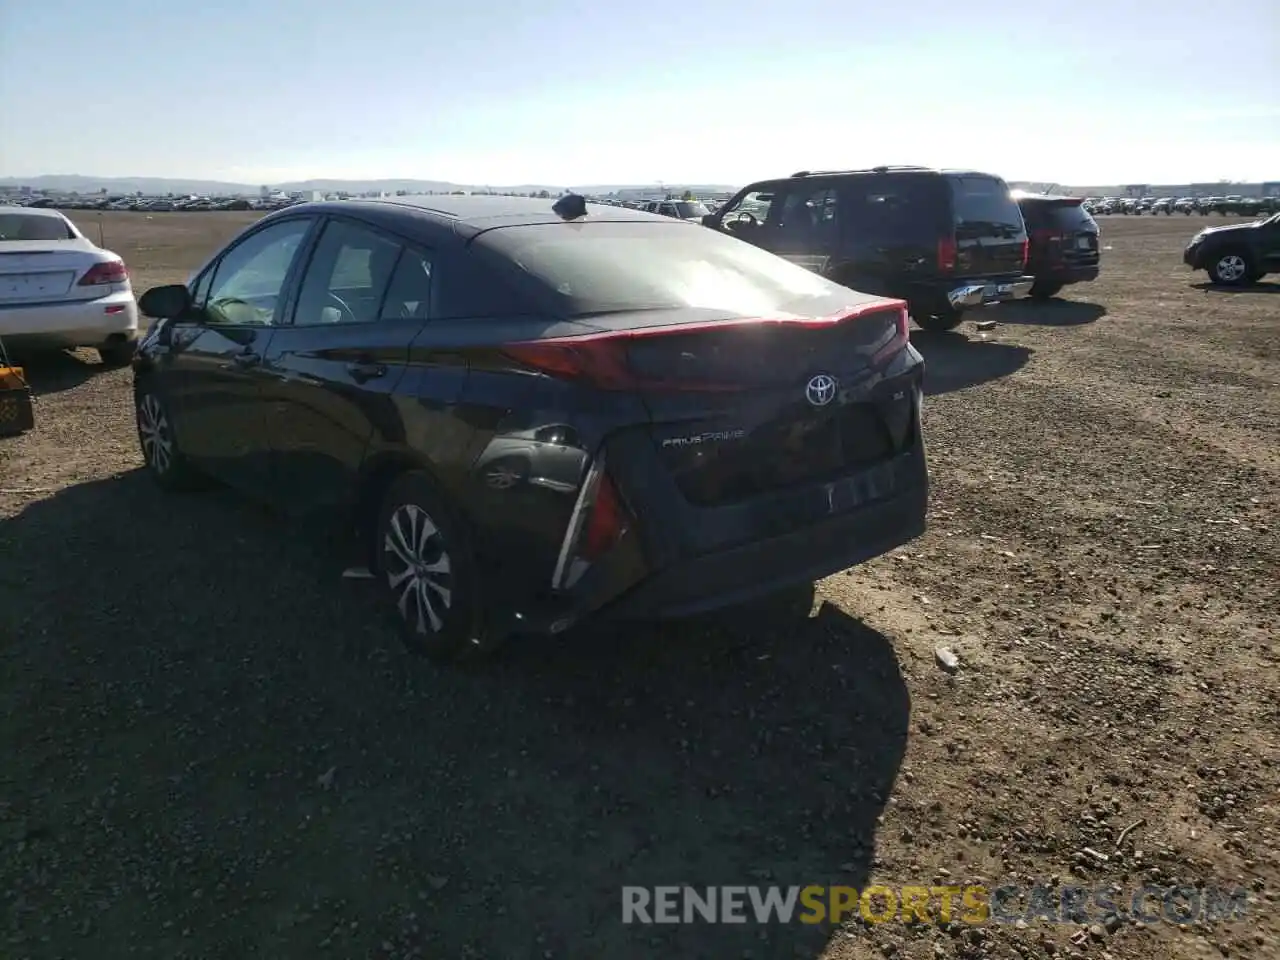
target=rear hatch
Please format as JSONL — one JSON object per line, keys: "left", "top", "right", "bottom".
{"left": 946, "top": 174, "right": 1028, "bottom": 278}
{"left": 485, "top": 219, "right": 921, "bottom": 512}
{"left": 620, "top": 308, "right": 918, "bottom": 507}
{"left": 0, "top": 238, "right": 115, "bottom": 305}
{"left": 1020, "top": 197, "right": 1100, "bottom": 270}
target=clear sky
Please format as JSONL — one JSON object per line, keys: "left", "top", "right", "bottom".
{"left": 1, "top": 0, "right": 1276, "bottom": 187}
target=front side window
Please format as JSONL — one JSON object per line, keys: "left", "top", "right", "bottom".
{"left": 204, "top": 218, "right": 312, "bottom": 326}
{"left": 292, "top": 219, "right": 402, "bottom": 325}
{"left": 717, "top": 188, "right": 780, "bottom": 236}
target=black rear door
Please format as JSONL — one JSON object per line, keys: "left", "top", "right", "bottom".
{"left": 831, "top": 173, "right": 950, "bottom": 295}
{"left": 946, "top": 174, "right": 1028, "bottom": 278}
{"left": 258, "top": 217, "right": 426, "bottom": 513}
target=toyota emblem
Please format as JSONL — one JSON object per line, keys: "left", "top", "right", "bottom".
{"left": 805, "top": 373, "right": 838, "bottom": 407}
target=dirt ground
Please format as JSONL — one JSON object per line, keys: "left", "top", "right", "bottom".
{"left": 1, "top": 211, "right": 1277, "bottom": 960}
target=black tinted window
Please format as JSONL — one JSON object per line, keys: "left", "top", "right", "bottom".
{"left": 381, "top": 248, "right": 433, "bottom": 320}
{"left": 949, "top": 176, "right": 1024, "bottom": 231}
{"left": 1020, "top": 200, "right": 1096, "bottom": 232}
{"left": 484, "top": 221, "right": 854, "bottom": 318}
{"left": 0, "top": 213, "right": 75, "bottom": 241}
{"left": 837, "top": 175, "right": 948, "bottom": 239}
{"left": 293, "top": 219, "right": 401, "bottom": 325}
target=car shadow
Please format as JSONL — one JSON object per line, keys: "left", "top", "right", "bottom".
{"left": 4, "top": 348, "right": 110, "bottom": 396}
{"left": 910, "top": 328, "right": 1032, "bottom": 396}
{"left": 1190, "top": 281, "right": 1280, "bottom": 295}
{"left": 995, "top": 299, "right": 1107, "bottom": 326}
{"left": 0, "top": 470, "right": 908, "bottom": 960}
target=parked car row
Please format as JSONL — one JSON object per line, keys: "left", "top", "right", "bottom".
{"left": 1086, "top": 196, "right": 1279, "bottom": 217}
{"left": 6, "top": 194, "right": 302, "bottom": 213}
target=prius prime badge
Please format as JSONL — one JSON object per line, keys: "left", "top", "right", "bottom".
{"left": 805, "top": 373, "right": 838, "bottom": 407}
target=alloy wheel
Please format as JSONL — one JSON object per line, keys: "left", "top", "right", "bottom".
{"left": 1215, "top": 254, "right": 1247, "bottom": 283}
{"left": 383, "top": 503, "right": 454, "bottom": 635}
{"left": 137, "top": 394, "right": 174, "bottom": 475}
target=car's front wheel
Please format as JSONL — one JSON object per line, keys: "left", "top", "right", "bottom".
{"left": 135, "top": 386, "right": 199, "bottom": 490}
{"left": 376, "top": 471, "right": 482, "bottom": 662}
{"left": 1207, "top": 250, "right": 1255, "bottom": 286}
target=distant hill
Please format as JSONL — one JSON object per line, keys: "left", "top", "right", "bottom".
{"left": 0, "top": 174, "right": 740, "bottom": 198}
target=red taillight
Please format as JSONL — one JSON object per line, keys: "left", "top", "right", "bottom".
{"left": 78, "top": 260, "right": 128, "bottom": 286}
{"left": 871, "top": 304, "right": 910, "bottom": 366}
{"left": 937, "top": 236, "right": 957, "bottom": 272}
{"left": 501, "top": 302, "right": 912, "bottom": 391}
{"left": 501, "top": 337, "right": 741, "bottom": 393}
{"left": 1020, "top": 236, "right": 1030, "bottom": 267}
{"left": 581, "top": 472, "right": 626, "bottom": 562}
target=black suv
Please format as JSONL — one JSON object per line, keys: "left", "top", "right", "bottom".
{"left": 132, "top": 195, "right": 927, "bottom": 662}
{"left": 702, "top": 166, "right": 1033, "bottom": 331}
{"left": 1015, "top": 194, "right": 1101, "bottom": 299}
{"left": 1183, "top": 212, "right": 1280, "bottom": 285}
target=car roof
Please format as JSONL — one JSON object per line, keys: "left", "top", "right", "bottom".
{"left": 1015, "top": 193, "right": 1082, "bottom": 203}
{"left": 261, "top": 194, "right": 680, "bottom": 243}
{"left": 743, "top": 167, "right": 1008, "bottom": 191}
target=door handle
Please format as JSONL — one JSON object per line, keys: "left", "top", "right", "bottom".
{"left": 346, "top": 361, "right": 387, "bottom": 382}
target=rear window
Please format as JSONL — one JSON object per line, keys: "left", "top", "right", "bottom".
{"left": 483, "top": 221, "right": 853, "bottom": 318}
{"left": 948, "top": 176, "right": 1024, "bottom": 233}
{"left": 0, "top": 214, "right": 76, "bottom": 241}
{"left": 836, "top": 175, "right": 949, "bottom": 240}
{"left": 1020, "top": 199, "right": 1097, "bottom": 232}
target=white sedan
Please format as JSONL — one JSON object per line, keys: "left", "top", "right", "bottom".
{"left": 0, "top": 207, "right": 140, "bottom": 366}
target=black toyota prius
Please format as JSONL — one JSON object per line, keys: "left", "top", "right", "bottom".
{"left": 133, "top": 194, "right": 927, "bottom": 661}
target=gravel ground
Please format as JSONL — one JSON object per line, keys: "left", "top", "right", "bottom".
{"left": 1, "top": 212, "right": 1277, "bottom": 960}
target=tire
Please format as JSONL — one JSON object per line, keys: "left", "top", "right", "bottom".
{"left": 1207, "top": 249, "right": 1255, "bottom": 286}
{"left": 375, "top": 471, "right": 483, "bottom": 662}
{"left": 99, "top": 340, "right": 138, "bottom": 368}
{"left": 914, "top": 306, "right": 965, "bottom": 332}
{"left": 134, "top": 385, "right": 201, "bottom": 490}
{"left": 1030, "top": 281, "right": 1064, "bottom": 300}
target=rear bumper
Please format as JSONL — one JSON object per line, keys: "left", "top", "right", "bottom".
{"left": 944, "top": 277, "right": 1034, "bottom": 308}
{"left": 500, "top": 449, "right": 929, "bottom": 637}
{"left": 0, "top": 291, "right": 140, "bottom": 349}
{"left": 607, "top": 461, "right": 927, "bottom": 619}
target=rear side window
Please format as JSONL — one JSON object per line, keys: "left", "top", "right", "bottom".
{"left": 837, "top": 175, "right": 949, "bottom": 240}
{"left": 482, "top": 221, "right": 853, "bottom": 318}
{"left": 949, "top": 176, "right": 1024, "bottom": 232}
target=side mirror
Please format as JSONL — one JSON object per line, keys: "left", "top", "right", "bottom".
{"left": 138, "top": 283, "right": 193, "bottom": 320}
{"left": 701, "top": 214, "right": 717, "bottom": 228}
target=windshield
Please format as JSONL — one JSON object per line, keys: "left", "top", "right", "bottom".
{"left": 674, "top": 201, "right": 711, "bottom": 219}
{"left": 0, "top": 213, "right": 76, "bottom": 241}
{"left": 485, "top": 220, "right": 854, "bottom": 318}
